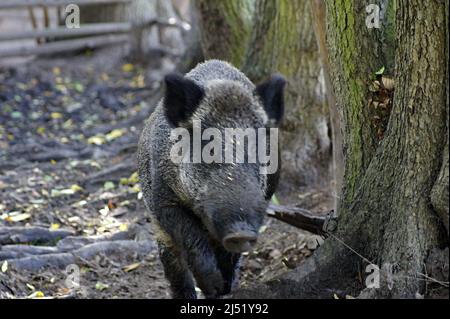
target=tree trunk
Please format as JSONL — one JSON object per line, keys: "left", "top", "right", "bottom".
{"left": 243, "top": 0, "right": 332, "bottom": 193}
{"left": 196, "top": 0, "right": 332, "bottom": 194}
{"left": 195, "top": 0, "right": 254, "bottom": 67}
{"left": 327, "top": 0, "right": 448, "bottom": 297}
{"left": 176, "top": 0, "right": 204, "bottom": 73}
{"left": 232, "top": 0, "right": 448, "bottom": 299}
{"left": 311, "top": 0, "right": 343, "bottom": 210}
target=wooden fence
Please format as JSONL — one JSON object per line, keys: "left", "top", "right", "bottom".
{"left": 0, "top": 0, "right": 186, "bottom": 58}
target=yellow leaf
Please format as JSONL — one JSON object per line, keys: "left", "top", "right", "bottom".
{"left": 122, "top": 262, "right": 140, "bottom": 272}
{"left": 97, "top": 226, "right": 106, "bottom": 234}
{"left": 99, "top": 206, "right": 109, "bottom": 216}
{"left": 95, "top": 282, "right": 109, "bottom": 291}
{"left": 122, "top": 63, "right": 134, "bottom": 72}
{"left": 28, "top": 291, "right": 45, "bottom": 299}
{"left": 52, "top": 67, "right": 61, "bottom": 76}
{"left": 36, "top": 291, "right": 44, "bottom": 298}
{"left": 87, "top": 135, "right": 106, "bottom": 145}
{"left": 106, "top": 129, "right": 125, "bottom": 141}
{"left": 70, "top": 184, "right": 83, "bottom": 192}
{"left": 37, "top": 126, "right": 46, "bottom": 135}
{"left": 50, "top": 159, "right": 57, "bottom": 165}
{"left": 128, "top": 171, "right": 139, "bottom": 184}
{"left": 51, "top": 112, "right": 63, "bottom": 119}
{"left": 103, "top": 181, "right": 115, "bottom": 190}
{"left": 50, "top": 223, "right": 60, "bottom": 230}
{"left": 129, "top": 184, "right": 141, "bottom": 194}
{"left": 9, "top": 213, "right": 31, "bottom": 222}
{"left": 1, "top": 260, "right": 8, "bottom": 273}
{"left": 119, "top": 223, "right": 128, "bottom": 232}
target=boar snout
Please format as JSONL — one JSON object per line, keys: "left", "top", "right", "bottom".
{"left": 222, "top": 231, "right": 258, "bottom": 253}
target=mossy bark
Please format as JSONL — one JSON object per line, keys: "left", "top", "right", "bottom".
{"left": 195, "top": 0, "right": 254, "bottom": 68}
{"left": 195, "top": 0, "right": 332, "bottom": 191}
{"left": 233, "top": 0, "right": 448, "bottom": 299}
{"left": 311, "top": 0, "right": 344, "bottom": 210}
{"left": 308, "top": 0, "right": 448, "bottom": 298}
{"left": 242, "top": 0, "right": 331, "bottom": 191}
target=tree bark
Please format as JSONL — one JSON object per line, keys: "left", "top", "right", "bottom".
{"left": 195, "top": 0, "right": 332, "bottom": 192}
{"left": 195, "top": 0, "right": 254, "bottom": 67}
{"left": 242, "top": 0, "right": 331, "bottom": 192}
{"left": 311, "top": 0, "right": 343, "bottom": 210}
{"left": 232, "top": 0, "right": 448, "bottom": 299}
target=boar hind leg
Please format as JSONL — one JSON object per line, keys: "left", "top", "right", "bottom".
{"left": 214, "top": 247, "right": 241, "bottom": 295}
{"left": 156, "top": 206, "right": 224, "bottom": 299}
{"left": 158, "top": 242, "right": 196, "bottom": 299}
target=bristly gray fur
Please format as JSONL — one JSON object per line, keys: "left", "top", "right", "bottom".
{"left": 137, "top": 59, "right": 281, "bottom": 299}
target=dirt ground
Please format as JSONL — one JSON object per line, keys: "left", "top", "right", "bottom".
{"left": 0, "top": 47, "right": 334, "bottom": 299}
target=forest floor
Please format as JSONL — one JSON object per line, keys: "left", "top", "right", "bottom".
{"left": 0, "top": 49, "right": 334, "bottom": 299}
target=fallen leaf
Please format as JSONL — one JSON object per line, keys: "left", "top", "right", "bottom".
{"left": 271, "top": 194, "right": 280, "bottom": 205}
{"left": 104, "top": 181, "right": 115, "bottom": 190}
{"left": 51, "top": 112, "right": 63, "bottom": 119}
{"left": 26, "top": 283, "right": 35, "bottom": 291}
{"left": 259, "top": 225, "right": 268, "bottom": 234}
{"left": 37, "top": 126, "right": 46, "bottom": 135}
{"left": 119, "top": 223, "right": 128, "bottom": 232}
{"left": 27, "top": 291, "right": 44, "bottom": 299}
{"left": 375, "top": 66, "right": 385, "bottom": 75}
{"left": 95, "top": 282, "right": 109, "bottom": 291}
{"left": 70, "top": 184, "right": 83, "bottom": 192}
{"left": 87, "top": 135, "right": 106, "bottom": 145}
{"left": 11, "top": 111, "right": 23, "bottom": 119}
{"left": 106, "top": 129, "right": 125, "bottom": 141}
{"left": 1, "top": 260, "right": 8, "bottom": 273}
{"left": 122, "top": 262, "right": 141, "bottom": 273}
{"left": 8, "top": 213, "right": 31, "bottom": 222}
{"left": 52, "top": 67, "right": 61, "bottom": 75}
{"left": 74, "top": 82, "right": 84, "bottom": 93}
{"left": 99, "top": 206, "right": 110, "bottom": 216}
{"left": 122, "top": 63, "right": 134, "bottom": 72}
{"left": 128, "top": 171, "right": 139, "bottom": 184}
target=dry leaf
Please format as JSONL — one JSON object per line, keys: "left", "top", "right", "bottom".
{"left": 123, "top": 262, "right": 141, "bottom": 273}
{"left": 1, "top": 260, "right": 8, "bottom": 273}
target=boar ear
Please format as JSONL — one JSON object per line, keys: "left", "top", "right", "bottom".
{"left": 164, "top": 73, "right": 204, "bottom": 126}
{"left": 256, "top": 74, "right": 286, "bottom": 125}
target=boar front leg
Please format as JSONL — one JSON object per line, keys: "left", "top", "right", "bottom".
{"left": 214, "top": 247, "right": 241, "bottom": 295}
{"left": 156, "top": 206, "right": 224, "bottom": 299}
{"left": 157, "top": 240, "right": 197, "bottom": 299}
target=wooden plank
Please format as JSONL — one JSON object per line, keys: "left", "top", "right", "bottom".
{"left": 0, "top": 20, "right": 188, "bottom": 42}
{"left": 0, "top": 23, "right": 131, "bottom": 41}
{"left": 0, "top": 34, "right": 129, "bottom": 58}
{"left": 0, "top": 0, "right": 131, "bottom": 9}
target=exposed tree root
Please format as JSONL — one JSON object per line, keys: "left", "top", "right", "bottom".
{"left": 0, "top": 226, "right": 74, "bottom": 245}
{"left": 1, "top": 223, "right": 157, "bottom": 272}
